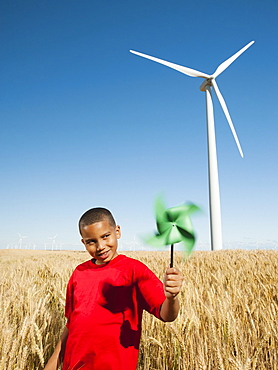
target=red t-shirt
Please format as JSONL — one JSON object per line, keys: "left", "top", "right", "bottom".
{"left": 63, "top": 254, "right": 166, "bottom": 370}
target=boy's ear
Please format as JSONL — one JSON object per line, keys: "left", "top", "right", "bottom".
{"left": 116, "top": 225, "right": 121, "bottom": 239}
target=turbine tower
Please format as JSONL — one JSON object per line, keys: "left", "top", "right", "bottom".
{"left": 130, "top": 41, "right": 254, "bottom": 251}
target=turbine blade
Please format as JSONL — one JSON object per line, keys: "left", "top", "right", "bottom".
{"left": 212, "top": 41, "right": 254, "bottom": 78}
{"left": 130, "top": 50, "right": 210, "bottom": 78}
{"left": 211, "top": 80, "right": 244, "bottom": 157}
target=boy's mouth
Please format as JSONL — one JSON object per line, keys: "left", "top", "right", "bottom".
{"left": 97, "top": 250, "right": 110, "bottom": 259}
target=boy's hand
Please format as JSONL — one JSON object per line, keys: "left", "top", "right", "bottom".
{"left": 163, "top": 267, "right": 184, "bottom": 299}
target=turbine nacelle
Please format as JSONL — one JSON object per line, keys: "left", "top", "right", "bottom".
{"left": 199, "top": 78, "right": 213, "bottom": 92}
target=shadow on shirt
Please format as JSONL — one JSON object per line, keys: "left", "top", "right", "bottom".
{"left": 100, "top": 282, "right": 141, "bottom": 349}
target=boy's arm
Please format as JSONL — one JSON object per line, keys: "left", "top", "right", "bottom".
{"left": 160, "top": 267, "right": 183, "bottom": 322}
{"left": 44, "top": 327, "right": 68, "bottom": 370}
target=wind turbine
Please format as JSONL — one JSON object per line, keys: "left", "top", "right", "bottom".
{"left": 18, "top": 233, "right": 28, "bottom": 249}
{"left": 130, "top": 41, "right": 254, "bottom": 251}
{"left": 48, "top": 234, "right": 58, "bottom": 251}
{"left": 127, "top": 235, "right": 141, "bottom": 252}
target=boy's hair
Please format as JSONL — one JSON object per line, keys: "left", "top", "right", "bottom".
{"left": 79, "top": 207, "right": 116, "bottom": 234}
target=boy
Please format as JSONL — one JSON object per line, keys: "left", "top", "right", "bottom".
{"left": 44, "top": 207, "right": 183, "bottom": 370}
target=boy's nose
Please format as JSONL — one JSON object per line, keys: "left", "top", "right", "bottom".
{"left": 97, "top": 242, "right": 105, "bottom": 251}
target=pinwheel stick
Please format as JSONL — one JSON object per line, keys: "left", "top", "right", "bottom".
{"left": 170, "top": 244, "right": 174, "bottom": 268}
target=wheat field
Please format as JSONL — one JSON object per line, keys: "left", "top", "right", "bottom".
{"left": 0, "top": 248, "right": 278, "bottom": 369}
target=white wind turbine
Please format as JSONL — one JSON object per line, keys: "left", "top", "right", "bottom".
{"left": 130, "top": 41, "right": 254, "bottom": 251}
{"left": 49, "top": 234, "right": 58, "bottom": 251}
{"left": 126, "top": 235, "right": 141, "bottom": 252}
{"left": 18, "top": 233, "right": 28, "bottom": 249}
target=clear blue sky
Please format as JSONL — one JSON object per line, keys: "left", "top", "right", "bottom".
{"left": 0, "top": 0, "right": 277, "bottom": 251}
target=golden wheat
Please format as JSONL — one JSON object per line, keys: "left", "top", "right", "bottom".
{"left": 0, "top": 249, "right": 278, "bottom": 369}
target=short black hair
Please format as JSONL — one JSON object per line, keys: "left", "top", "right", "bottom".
{"left": 79, "top": 207, "right": 116, "bottom": 235}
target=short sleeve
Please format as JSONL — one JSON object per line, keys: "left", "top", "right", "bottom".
{"left": 135, "top": 262, "right": 166, "bottom": 320}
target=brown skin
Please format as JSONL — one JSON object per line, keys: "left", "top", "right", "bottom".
{"left": 160, "top": 266, "right": 183, "bottom": 321}
{"left": 44, "top": 327, "right": 68, "bottom": 370}
{"left": 81, "top": 221, "right": 121, "bottom": 265}
{"left": 44, "top": 220, "right": 183, "bottom": 369}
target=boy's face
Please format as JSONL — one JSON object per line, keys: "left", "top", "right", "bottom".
{"left": 81, "top": 219, "right": 121, "bottom": 265}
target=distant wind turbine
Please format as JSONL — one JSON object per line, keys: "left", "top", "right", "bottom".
{"left": 18, "top": 233, "right": 28, "bottom": 249}
{"left": 130, "top": 41, "right": 254, "bottom": 251}
{"left": 126, "top": 235, "right": 141, "bottom": 252}
{"left": 49, "top": 235, "right": 58, "bottom": 251}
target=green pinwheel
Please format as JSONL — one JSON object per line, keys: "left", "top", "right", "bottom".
{"left": 147, "top": 197, "right": 200, "bottom": 267}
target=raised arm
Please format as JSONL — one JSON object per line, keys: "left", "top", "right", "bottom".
{"left": 44, "top": 326, "right": 68, "bottom": 370}
{"left": 160, "top": 267, "right": 183, "bottom": 322}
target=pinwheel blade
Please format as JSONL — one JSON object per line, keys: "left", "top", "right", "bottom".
{"left": 146, "top": 228, "right": 172, "bottom": 247}
{"left": 168, "top": 226, "right": 187, "bottom": 245}
{"left": 211, "top": 79, "right": 244, "bottom": 158}
{"left": 157, "top": 221, "right": 172, "bottom": 235}
{"left": 154, "top": 196, "right": 167, "bottom": 224}
{"left": 175, "top": 216, "right": 194, "bottom": 234}
{"left": 154, "top": 197, "right": 171, "bottom": 234}
{"left": 130, "top": 50, "right": 210, "bottom": 78}
{"left": 181, "top": 234, "right": 195, "bottom": 254}
{"left": 212, "top": 41, "right": 254, "bottom": 78}
{"left": 166, "top": 204, "right": 200, "bottom": 222}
